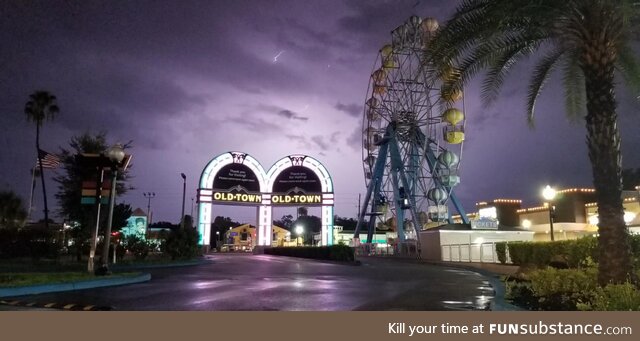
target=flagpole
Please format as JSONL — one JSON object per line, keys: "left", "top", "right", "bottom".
{"left": 27, "top": 166, "right": 36, "bottom": 222}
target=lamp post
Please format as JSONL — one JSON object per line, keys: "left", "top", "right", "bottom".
{"left": 180, "top": 173, "right": 186, "bottom": 229}
{"left": 144, "top": 192, "right": 156, "bottom": 232}
{"left": 295, "top": 224, "right": 303, "bottom": 246}
{"left": 542, "top": 185, "right": 557, "bottom": 241}
{"left": 99, "top": 144, "right": 126, "bottom": 275}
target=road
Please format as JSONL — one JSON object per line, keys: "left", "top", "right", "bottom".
{"left": 8, "top": 254, "right": 495, "bottom": 311}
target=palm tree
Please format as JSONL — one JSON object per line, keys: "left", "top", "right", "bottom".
{"left": 24, "top": 91, "right": 59, "bottom": 230}
{"left": 428, "top": 0, "right": 640, "bottom": 285}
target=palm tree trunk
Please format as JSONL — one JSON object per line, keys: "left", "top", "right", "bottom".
{"left": 582, "top": 43, "right": 632, "bottom": 286}
{"left": 36, "top": 123, "right": 50, "bottom": 230}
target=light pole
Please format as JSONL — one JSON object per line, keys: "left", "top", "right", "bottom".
{"left": 295, "top": 224, "right": 303, "bottom": 246}
{"left": 99, "top": 144, "right": 127, "bottom": 275}
{"left": 542, "top": 185, "right": 557, "bottom": 241}
{"left": 180, "top": 173, "right": 186, "bottom": 229}
{"left": 144, "top": 192, "right": 156, "bottom": 233}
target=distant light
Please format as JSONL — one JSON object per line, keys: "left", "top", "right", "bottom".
{"left": 295, "top": 225, "right": 304, "bottom": 235}
{"left": 522, "top": 219, "right": 532, "bottom": 228}
{"left": 588, "top": 215, "right": 599, "bottom": 225}
{"left": 624, "top": 211, "right": 636, "bottom": 224}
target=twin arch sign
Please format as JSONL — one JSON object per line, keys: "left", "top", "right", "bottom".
{"left": 197, "top": 152, "right": 334, "bottom": 248}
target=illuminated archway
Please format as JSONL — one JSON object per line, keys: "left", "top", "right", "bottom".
{"left": 197, "top": 152, "right": 267, "bottom": 248}
{"left": 262, "top": 155, "right": 334, "bottom": 246}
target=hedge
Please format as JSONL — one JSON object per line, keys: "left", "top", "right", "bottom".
{"left": 264, "top": 245, "right": 355, "bottom": 262}
{"left": 0, "top": 227, "right": 61, "bottom": 260}
{"left": 505, "top": 267, "right": 640, "bottom": 311}
{"left": 496, "top": 234, "right": 640, "bottom": 268}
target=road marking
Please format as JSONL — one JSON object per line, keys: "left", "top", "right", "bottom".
{"left": 26, "top": 302, "right": 37, "bottom": 307}
{"left": 63, "top": 304, "right": 76, "bottom": 310}
{"left": 44, "top": 303, "right": 57, "bottom": 308}
{"left": 83, "top": 305, "right": 95, "bottom": 311}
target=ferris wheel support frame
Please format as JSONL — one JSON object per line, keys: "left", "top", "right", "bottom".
{"left": 354, "top": 123, "right": 423, "bottom": 245}
{"left": 354, "top": 123, "right": 471, "bottom": 249}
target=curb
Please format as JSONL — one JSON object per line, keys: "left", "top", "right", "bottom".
{"left": 0, "top": 273, "right": 151, "bottom": 298}
{"left": 111, "top": 259, "right": 210, "bottom": 270}
{"left": 423, "top": 261, "right": 524, "bottom": 311}
{"left": 0, "top": 299, "right": 113, "bottom": 311}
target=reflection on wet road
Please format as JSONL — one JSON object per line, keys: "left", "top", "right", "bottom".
{"left": 11, "top": 254, "right": 494, "bottom": 311}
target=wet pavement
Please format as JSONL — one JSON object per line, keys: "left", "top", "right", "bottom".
{"left": 6, "top": 254, "right": 495, "bottom": 311}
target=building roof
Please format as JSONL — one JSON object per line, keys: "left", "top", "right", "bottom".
{"left": 131, "top": 208, "right": 146, "bottom": 217}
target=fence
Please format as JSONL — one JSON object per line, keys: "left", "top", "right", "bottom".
{"left": 354, "top": 242, "right": 420, "bottom": 258}
{"left": 441, "top": 242, "right": 511, "bottom": 264}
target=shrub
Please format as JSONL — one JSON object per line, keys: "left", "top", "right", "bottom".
{"left": 579, "top": 283, "right": 640, "bottom": 311}
{"left": 123, "top": 235, "right": 154, "bottom": 260}
{"left": 264, "top": 245, "right": 355, "bottom": 262}
{"left": 0, "top": 227, "right": 61, "bottom": 260}
{"left": 161, "top": 228, "right": 200, "bottom": 260}
{"left": 495, "top": 242, "right": 507, "bottom": 264}
{"left": 505, "top": 267, "right": 599, "bottom": 310}
{"left": 505, "top": 236, "right": 602, "bottom": 268}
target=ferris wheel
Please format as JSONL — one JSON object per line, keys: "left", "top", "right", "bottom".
{"left": 354, "top": 16, "right": 469, "bottom": 245}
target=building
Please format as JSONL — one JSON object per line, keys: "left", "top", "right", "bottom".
{"left": 223, "top": 223, "right": 291, "bottom": 251}
{"left": 422, "top": 186, "right": 640, "bottom": 261}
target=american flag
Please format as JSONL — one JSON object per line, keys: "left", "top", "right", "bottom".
{"left": 37, "top": 149, "right": 62, "bottom": 169}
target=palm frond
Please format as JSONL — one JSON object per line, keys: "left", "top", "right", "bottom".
{"left": 481, "top": 39, "right": 553, "bottom": 105}
{"left": 616, "top": 43, "right": 640, "bottom": 99}
{"left": 562, "top": 52, "right": 586, "bottom": 123}
{"left": 526, "top": 48, "right": 565, "bottom": 126}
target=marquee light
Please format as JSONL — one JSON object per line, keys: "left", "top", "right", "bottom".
{"left": 271, "top": 194, "right": 322, "bottom": 204}
{"left": 213, "top": 192, "right": 262, "bottom": 203}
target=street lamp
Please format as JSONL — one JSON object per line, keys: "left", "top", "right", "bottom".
{"left": 542, "top": 185, "right": 557, "bottom": 241}
{"left": 295, "top": 224, "right": 303, "bottom": 246}
{"left": 98, "top": 143, "right": 127, "bottom": 275}
{"left": 180, "top": 173, "right": 186, "bottom": 229}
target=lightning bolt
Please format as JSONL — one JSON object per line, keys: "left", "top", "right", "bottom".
{"left": 273, "top": 50, "right": 284, "bottom": 63}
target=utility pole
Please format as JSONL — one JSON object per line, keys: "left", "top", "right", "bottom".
{"left": 180, "top": 173, "right": 186, "bottom": 229}
{"left": 144, "top": 192, "right": 156, "bottom": 232}
{"left": 357, "top": 193, "right": 361, "bottom": 218}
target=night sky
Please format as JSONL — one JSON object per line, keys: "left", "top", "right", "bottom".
{"left": 1, "top": 0, "right": 639, "bottom": 224}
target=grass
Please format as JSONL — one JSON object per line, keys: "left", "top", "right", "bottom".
{"left": 0, "top": 272, "right": 140, "bottom": 288}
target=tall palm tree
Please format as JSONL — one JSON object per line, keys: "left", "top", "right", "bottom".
{"left": 428, "top": 0, "right": 640, "bottom": 285}
{"left": 24, "top": 91, "right": 59, "bottom": 230}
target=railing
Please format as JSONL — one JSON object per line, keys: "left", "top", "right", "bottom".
{"left": 441, "top": 242, "right": 511, "bottom": 264}
{"left": 354, "top": 242, "right": 420, "bottom": 258}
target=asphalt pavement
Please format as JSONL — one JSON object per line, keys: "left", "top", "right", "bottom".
{"left": 4, "top": 254, "right": 495, "bottom": 311}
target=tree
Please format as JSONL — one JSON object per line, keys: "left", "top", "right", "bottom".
{"left": 297, "top": 207, "right": 308, "bottom": 217}
{"left": 622, "top": 168, "right": 640, "bottom": 190}
{"left": 334, "top": 215, "right": 360, "bottom": 230}
{"left": 210, "top": 216, "right": 240, "bottom": 245}
{"left": 111, "top": 203, "right": 132, "bottom": 232}
{"left": 0, "top": 190, "right": 27, "bottom": 229}
{"left": 24, "top": 91, "right": 59, "bottom": 230}
{"left": 54, "top": 133, "right": 132, "bottom": 260}
{"left": 273, "top": 214, "right": 294, "bottom": 229}
{"left": 293, "top": 215, "right": 321, "bottom": 245}
{"left": 428, "top": 0, "right": 640, "bottom": 285}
